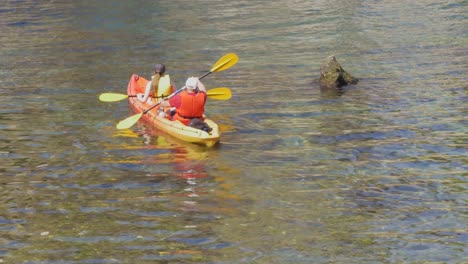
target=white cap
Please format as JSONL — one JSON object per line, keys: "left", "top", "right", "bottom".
{"left": 185, "top": 77, "right": 198, "bottom": 89}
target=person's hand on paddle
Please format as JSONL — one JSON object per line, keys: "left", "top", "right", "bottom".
{"left": 137, "top": 93, "right": 155, "bottom": 105}
{"left": 116, "top": 53, "right": 238, "bottom": 130}
{"left": 137, "top": 93, "right": 146, "bottom": 102}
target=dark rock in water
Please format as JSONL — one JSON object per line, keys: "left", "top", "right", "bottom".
{"left": 319, "top": 56, "right": 358, "bottom": 89}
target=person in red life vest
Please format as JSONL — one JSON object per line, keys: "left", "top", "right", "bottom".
{"left": 137, "top": 63, "right": 176, "bottom": 104}
{"left": 159, "top": 77, "right": 207, "bottom": 126}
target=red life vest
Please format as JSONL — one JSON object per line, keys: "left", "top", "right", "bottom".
{"left": 174, "top": 91, "right": 206, "bottom": 125}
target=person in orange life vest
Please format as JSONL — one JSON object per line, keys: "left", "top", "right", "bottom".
{"left": 159, "top": 77, "right": 207, "bottom": 125}
{"left": 137, "top": 63, "right": 175, "bottom": 104}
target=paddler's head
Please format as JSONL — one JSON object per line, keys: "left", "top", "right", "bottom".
{"left": 185, "top": 77, "right": 199, "bottom": 92}
{"left": 154, "top": 63, "right": 166, "bottom": 76}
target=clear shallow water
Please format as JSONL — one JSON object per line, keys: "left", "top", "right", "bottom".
{"left": 0, "top": 0, "right": 466, "bottom": 263}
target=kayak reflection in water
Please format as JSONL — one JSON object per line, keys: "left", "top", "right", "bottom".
{"left": 135, "top": 129, "right": 242, "bottom": 213}
{"left": 141, "top": 133, "right": 209, "bottom": 199}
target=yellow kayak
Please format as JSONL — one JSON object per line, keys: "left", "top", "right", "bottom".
{"left": 126, "top": 74, "right": 220, "bottom": 147}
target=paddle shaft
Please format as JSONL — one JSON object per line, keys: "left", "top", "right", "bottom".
{"left": 116, "top": 53, "right": 238, "bottom": 130}
{"left": 100, "top": 87, "right": 231, "bottom": 102}
{"left": 140, "top": 70, "right": 214, "bottom": 115}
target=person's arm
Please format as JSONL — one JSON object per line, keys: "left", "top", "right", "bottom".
{"left": 159, "top": 94, "right": 181, "bottom": 108}
{"left": 137, "top": 81, "right": 153, "bottom": 102}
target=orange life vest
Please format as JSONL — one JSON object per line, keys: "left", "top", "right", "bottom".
{"left": 174, "top": 91, "right": 206, "bottom": 125}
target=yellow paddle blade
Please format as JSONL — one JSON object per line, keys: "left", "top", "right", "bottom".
{"left": 116, "top": 112, "right": 143, "bottom": 130}
{"left": 99, "top": 93, "right": 128, "bottom": 102}
{"left": 207, "top": 87, "right": 232, "bottom": 100}
{"left": 210, "top": 53, "right": 239, "bottom": 73}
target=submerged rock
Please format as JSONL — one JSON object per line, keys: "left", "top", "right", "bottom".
{"left": 319, "top": 56, "right": 358, "bottom": 89}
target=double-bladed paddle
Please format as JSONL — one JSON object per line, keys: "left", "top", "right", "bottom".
{"left": 116, "top": 53, "right": 238, "bottom": 130}
{"left": 99, "top": 87, "right": 231, "bottom": 102}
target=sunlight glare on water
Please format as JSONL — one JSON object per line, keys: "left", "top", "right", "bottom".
{"left": 0, "top": 0, "right": 466, "bottom": 263}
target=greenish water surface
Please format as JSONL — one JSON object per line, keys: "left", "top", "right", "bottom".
{"left": 0, "top": 0, "right": 466, "bottom": 263}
